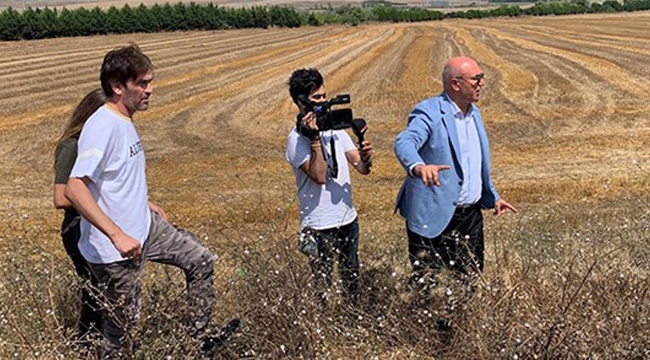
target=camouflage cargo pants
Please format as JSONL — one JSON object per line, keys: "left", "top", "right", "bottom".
{"left": 89, "top": 211, "right": 216, "bottom": 358}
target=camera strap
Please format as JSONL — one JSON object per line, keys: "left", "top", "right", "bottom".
{"left": 327, "top": 136, "right": 339, "bottom": 179}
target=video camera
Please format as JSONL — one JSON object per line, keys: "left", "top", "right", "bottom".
{"left": 297, "top": 94, "right": 367, "bottom": 146}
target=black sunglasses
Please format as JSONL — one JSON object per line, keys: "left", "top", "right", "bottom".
{"left": 455, "top": 73, "right": 485, "bottom": 86}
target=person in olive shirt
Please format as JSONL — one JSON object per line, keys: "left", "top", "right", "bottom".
{"left": 53, "top": 88, "right": 106, "bottom": 339}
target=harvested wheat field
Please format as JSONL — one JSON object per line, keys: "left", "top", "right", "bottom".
{"left": 1, "top": 11, "right": 650, "bottom": 359}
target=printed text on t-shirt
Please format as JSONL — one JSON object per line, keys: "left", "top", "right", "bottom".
{"left": 129, "top": 141, "right": 144, "bottom": 157}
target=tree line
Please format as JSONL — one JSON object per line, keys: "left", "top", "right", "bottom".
{"left": 1, "top": 0, "right": 650, "bottom": 41}
{"left": 448, "top": 0, "right": 650, "bottom": 19}
{"left": 0, "top": 3, "right": 304, "bottom": 40}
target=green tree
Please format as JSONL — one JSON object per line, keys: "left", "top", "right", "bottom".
{"left": 133, "top": 4, "right": 155, "bottom": 33}
{"left": 88, "top": 7, "right": 106, "bottom": 34}
{"left": 58, "top": 8, "right": 79, "bottom": 36}
{"left": 118, "top": 4, "right": 136, "bottom": 33}
{"left": 169, "top": 2, "right": 189, "bottom": 30}
{"left": 250, "top": 6, "right": 271, "bottom": 28}
{"left": 21, "top": 7, "right": 49, "bottom": 39}
{"left": 0, "top": 7, "right": 24, "bottom": 40}
{"left": 268, "top": 6, "right": 302, "bottom": 27}
{"left": 202, "top": 3, "right": 228, "bottom": 30}
{"left": 74, "top": 7, "right": 100, "bottom": 36}
{"left": 307, "top": 13, "right": 321, "bottom": 26}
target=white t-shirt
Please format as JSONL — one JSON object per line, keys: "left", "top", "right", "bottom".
{"left": 70, "top": 105, "right": 151, "bottom": 264}
{"left": 285, "top": 128, "right": 357, "bottom": 230}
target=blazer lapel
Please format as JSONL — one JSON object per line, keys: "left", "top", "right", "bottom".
{"left": 439, "top": 96, "right": 462, "bottom": 169}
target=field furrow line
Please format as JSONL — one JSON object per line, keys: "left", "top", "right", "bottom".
{"left": 149, "top": 27, "right": 329, "bottom": 73}
{"left": 145, "top": 27, "right": 373, "bottom": 113}
{"left": 0, "top": 28, "right": 310, "bottom": 62}
{"left": 215, "top": 25, "right": 400, "bottom": 123}
{"left": 360, "top": 25, "right": 445, "bottom": 134}
{"left": 441, "top": 25, "right": 464, "bottom": 58}
{"left": 0, "top": 28, "right": 348, "bottom": 125}
{"left": 0, "top": 31, "right": 234, "bottom": 72}
{"left": 153, "top": 27, "right": 359, "bottom": 92}
{"left": 509, "top": 23, "right": 650, "bottom": 52}
{"left": 224, "top": 25, "right": 405, "bottom": 147}
{"left": 134, "top": 25, "right": 401, "bottom": 161}
{"left": 474, "top": 27, "right": 607, "bottom": 121}
{"left": 0, "top": 104, "right": 71, "bottom": 132}
{"left": 0, "top": 28, "right": 327, "bottom": 96}
{"left": 474, "top": 25, "right": 650, "bottom": 101}
{"left": 310, "top": 25, "right": 405, "bottom": 97}
{"left": 344, "top": 25, "right": 417, "bottom": 93}
{"left": 246, "top": 24, "right": 410, "bottom": 132}
{"left": 451, "top": 26, "right": 539, "bottom": 119}
{"left": 507, "top": 13, "right": 650, "bottom": 41}
{"left": 399, "top": 24, "right": 449, "bottom": 91}
{"left": 424, "top": 25, "right": 455, "bottom": 86}
{"left": 493, "top": 23, "right": 650, "bottom": 81}
{"left": 139, "top": 26, "right": 396, "bottom": 138}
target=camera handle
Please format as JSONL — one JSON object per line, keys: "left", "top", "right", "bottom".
{"left": 351, "top": 118, "right": 367, "bottom": 148}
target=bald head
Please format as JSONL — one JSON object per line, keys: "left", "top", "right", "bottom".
{"left": 442, "top": 57, "right": 484, "bottom": 112}
{"left": 443, "top": 57, "right": 478, "bottom": 87}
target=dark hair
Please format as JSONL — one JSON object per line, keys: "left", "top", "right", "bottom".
{"left": 288, "top": 68, "right": 323, "bottom": 105}
{"left": 100, "top": 43, "right": 153, "bottom": 97}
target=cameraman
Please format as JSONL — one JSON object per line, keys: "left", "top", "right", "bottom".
{"left": 285, "top": 68, "right": 373, "bottom": 306}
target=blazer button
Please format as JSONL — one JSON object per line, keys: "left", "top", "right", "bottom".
{"left": 452, "top": 201, "right": 457, "bottom": 206}
{"left": 458, "top": 181, "right": 463, "bottom": 186}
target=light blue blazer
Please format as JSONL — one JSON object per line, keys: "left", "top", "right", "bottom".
{"left": 394, "top": 93, "right": 500, "bottom": 238}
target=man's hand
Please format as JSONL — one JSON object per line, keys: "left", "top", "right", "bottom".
{"left": 66, "top": 177, "right": 143, "bottom": 260}
{"left": 494, "top": 198, "right": 517, "bottom": 216}
{"left": 112, "top": 232, "right": 143, "bottom": 261}
{"left": 413, "top": 164, "right": 450, "bottom": 186}
{"left": 348, "top": 140, "right": 373, "bottom": 175}
{"left": 301, "top": 112, "right": 320, "bottom": 139}
{"left": 359, "top": 140, "right": 373, "bottom": 162}
{"left": 148, "top": 201, "right": 168, "bottom": 222}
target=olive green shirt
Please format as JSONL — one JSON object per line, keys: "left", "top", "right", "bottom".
{"left": 54, "top": 137, "right": 77, "bottom": 184}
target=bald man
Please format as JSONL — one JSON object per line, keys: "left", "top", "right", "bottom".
{"left": 394, "top": 57, "right": 516, "bottom": 305}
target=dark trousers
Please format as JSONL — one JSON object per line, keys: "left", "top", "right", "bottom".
{"left": 89, "top": 212, "right": 216, "bottom": 358}
{"left": 308, "top": 218, "right": 360, "bottom": 304}
{"left": 407, "top": 204, "right": 484, "bottom": 291}
{"left": 61, "top": 210, "right": 102, "bottom": 338}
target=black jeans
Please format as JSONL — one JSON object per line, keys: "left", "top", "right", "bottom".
{"left": 61, "top": 209, "right": 102, "bottom": 337}
{"left": 407, "top": 204, "right": 484, "bottom": 290}
{"left": 307, "top": 218, "right": 360, "bottom": 304}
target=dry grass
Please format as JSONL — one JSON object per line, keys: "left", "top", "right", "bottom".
{"left": 1, "top": 12, "right": 650, "bottom": 358}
